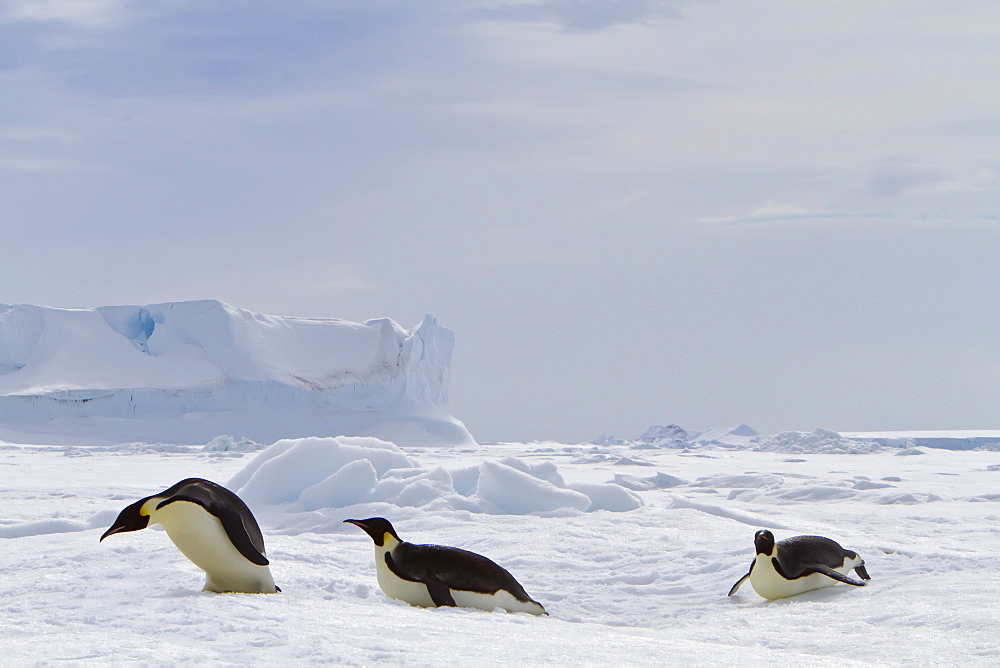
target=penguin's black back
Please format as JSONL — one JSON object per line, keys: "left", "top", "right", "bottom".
{"left": 389, "top": 541, "right": 537, "bottom": 604}
{"left": 776, "top": 535, "right": 852, "bottom": 577}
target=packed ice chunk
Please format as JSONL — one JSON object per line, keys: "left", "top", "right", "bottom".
{"left": 497, "top": 457, "right": 566, "bottom": 487}
{"left": 230, "top": 436, "right": 414, "bottom": 505}
{"left": 566, "top": 481, "right": 643, "bottom": 512}
{"left": 298, "top": 459, "right": 379, "bottom": 510}
{"left": 475, "top": 460, "right": 592, "bottom": 514}
{"left": 225, "top": 437, "right": 638, "bottom": 516}
{"left": 614, "top": 472, "right": 687, "bottom": 490}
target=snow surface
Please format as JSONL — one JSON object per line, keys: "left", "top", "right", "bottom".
{"left": 3, "top": 435, "right": 1000, "bottom": 665}
{"left": 0, "top": 301, "right": 472, "bottom": 447}
{"left": 3, "top": 303, "right": 1000, "bottom": 663}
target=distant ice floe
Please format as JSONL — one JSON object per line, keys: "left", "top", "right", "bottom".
{"left": 749, "top": 428, "right": 884, "bottom": 455}
{"left": 59, "top": 435, "right": 268, "bottom": 456}
{"left": 599, "top": 424, "right": 888, "bottom": 454}
{"left": 202, "top": 435, "right": 266, "bottom": 453}
{"left": 601, "top": 423, "right": 1000, "bottom": 453}
{"left": 49, "top": 436, "right": 266, "bottom": 457}
{"left": 596, "top": 424, "right": 886, "bottom": 454}
{"left": 229, "top": 436, "right": 642, "bottom": 515}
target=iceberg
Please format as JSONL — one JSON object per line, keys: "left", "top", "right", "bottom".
{"left": 0, "top": 300, "right": 473, "bottom": 446}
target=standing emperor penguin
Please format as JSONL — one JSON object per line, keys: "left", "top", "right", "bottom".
{"left": 729, "top": 529, "right": 870, "bottom": 600}
{"left": 344, "top": 517, "right": 547, "bottom": 615}
{"left": 101, "top": 478, "right": 280, "bottom": 594}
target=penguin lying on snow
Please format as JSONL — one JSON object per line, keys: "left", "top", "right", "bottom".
{"left": 729, "top": 529, "right": 870, "bottom": 600}
{"left": 101, "top": 478, "right": 280, "bottom": 594}
{"left": 344, "top": 517, "right": 547, "bottom": 615}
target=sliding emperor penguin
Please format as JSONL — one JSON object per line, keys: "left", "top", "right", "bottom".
{"left": 729, "top": 529, "right": 870, "bottom": 600}
{"left": 101, "top": 478, "right": 280, "bottom": 594}
{"left": 344, "top": 517, "right": 546, "bottom": 615}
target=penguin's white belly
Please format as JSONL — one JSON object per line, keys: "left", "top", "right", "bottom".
{"left": 452, "top": 589, "right": 546, "bottom": 615}
{"left": 373, "top": 551, "right": 544, "bottom": 615}
{"left": 374, "top": 555, "right": 435, "bottom": 607}
{"left": 151, "top": 501, "right": 276, "bottom": 594}
{"left": 749, "top": 554, "right": 853, "bottom": 600}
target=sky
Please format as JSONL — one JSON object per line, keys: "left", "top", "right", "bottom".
{"left": 3, "top": 0, "right": 1000, "bottom": 443}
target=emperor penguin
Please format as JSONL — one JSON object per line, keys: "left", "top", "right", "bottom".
{"left": 101, "top": 478, "right": 280, "bottom": 594}
{"left": 728, "top": 529, "right": 870, "bottom": 600}
{"left": 343, "top": 517, "right": 546, "bottom": 615}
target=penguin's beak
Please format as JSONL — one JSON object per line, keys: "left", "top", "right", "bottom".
{"left": 344, "top": 519, "right": 381, "bottom": 545}
{"left": 100, "top": 499, "right": 150, "bottom": 541}
{"left": 99, "top": 525, "right": 128, "bottom": 542}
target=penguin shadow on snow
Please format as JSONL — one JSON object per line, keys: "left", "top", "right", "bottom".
{"left": 758, "top": 583, "right": 866, "bottom": 606}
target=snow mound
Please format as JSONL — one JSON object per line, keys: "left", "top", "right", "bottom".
{"left": 592, "top": 434, "right": 631, "bottom": 446}
{"left": 0, "top": 301, "right": 472, "bottom": 446}
{"left": 638, "top": 424, "right": 690, "bottom": 445}
{"left": 613, "top": 471, "right": 687, "bottom": 490}
{"left": 0, "top": 518, "right": 88, "bottom": 538}
{"left": 228, "top": 436, "right": 642, "bottom": 514}
{"left": 691, "top": 473, "right": 784, "bottom": 489}
{"left": 691, "top": 424, "right": 761, "bottom": 443}
{"left": 202, "top": 435, "right": 265, "bottom": 453}
{"left": 229, "top": 436, "right": 415, "bottom": 505}
{"left": 600, "top": 424, "right": 762, "bottom": 450}
{"left": 750, "top": 428, "right": 885, "bottom": 454}
{"left": 476, "top": 460, "right": 592, "bottom": 513}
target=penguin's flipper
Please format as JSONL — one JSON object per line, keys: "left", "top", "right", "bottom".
{"left": 728, "top": 572, "right": 750, "bottom": 596}
{"left": 425, "top": 578, "right": 458, "bottom": 607}
{"left": 728, "top": 562, "right": 753, "bottom": 596}
{"left": 216, "top": 507, "right": 270, "bottom": 566}
{"left": 383, "top": 552, "right": 457, "bottom": 606}
{"left": 854, "top": 562, "right": 871, "bottom": 580}
{"left": 804, "top": 564, "right": 866, "bottom": 586}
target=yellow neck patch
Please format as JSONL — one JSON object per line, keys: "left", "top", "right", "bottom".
{"left": 139, "top": 498, "right": 161, "bottom": 517}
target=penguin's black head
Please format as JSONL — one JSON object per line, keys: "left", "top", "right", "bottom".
{"left": 100, "top": 498, "right": 151, "bottom": 541}
{"left": 344, "top": 517, "right": 400, "bottom": 547}
{"left": 754, "top": 529, "right": 776, "bottom": 555}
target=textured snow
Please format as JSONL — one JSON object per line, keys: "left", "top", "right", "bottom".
{"left": 0, "top": 301, "right": 472, "bottom": 447}
{"left": 3, "top": 438, "right": 1000, "bottom": 665}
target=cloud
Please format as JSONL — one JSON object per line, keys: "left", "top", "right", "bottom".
{"left": 863, "top": 157, "right": 1000, "bottom": 199}
{"left": 698, "top": 203, "right": 883, "bottom": 226}
{"left": 0, "top": 0, "right": 126, "bottom": 28}
{"left": 469, "top": 0, "right": 684, "bottom": 32}
{"left": 1, "top": 2, "right": 442, "bottom": 99}
{"left": 864, "top": 158, "right": 950, "bottom": 198}
{"left": 940, "top": 113, "right": 1000, "bottom": 137}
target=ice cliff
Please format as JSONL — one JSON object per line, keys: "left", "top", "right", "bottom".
{"left": 0, "top": 300, "right": 473, "bottom": 446}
